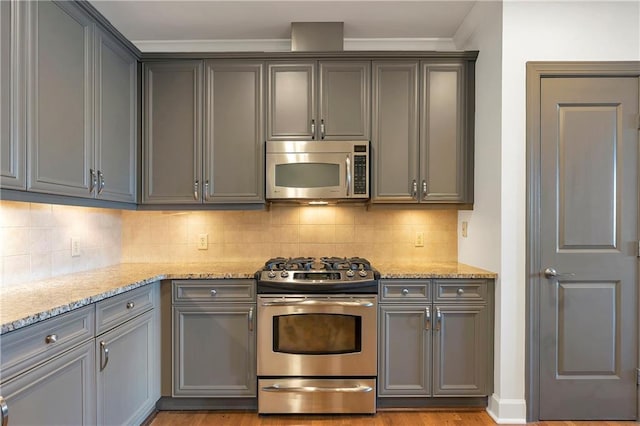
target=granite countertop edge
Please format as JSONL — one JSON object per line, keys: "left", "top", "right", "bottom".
{"left": 1, "top": 262, "right": 497, "bottom": 335}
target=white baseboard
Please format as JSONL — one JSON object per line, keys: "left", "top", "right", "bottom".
{"left": 486, "top": 393, "right": 527, "bottom": 424}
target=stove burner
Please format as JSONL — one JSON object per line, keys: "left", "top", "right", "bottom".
{"left": 263, "top": 256, "right": 372, "bottom": 272}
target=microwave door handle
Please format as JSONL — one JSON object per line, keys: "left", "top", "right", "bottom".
{"left": 345, "top": 156, "right": 351, "bottom": 196}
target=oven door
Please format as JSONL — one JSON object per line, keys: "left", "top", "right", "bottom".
{"left": 257, "top": 295, "right": 377, "bottom": 377}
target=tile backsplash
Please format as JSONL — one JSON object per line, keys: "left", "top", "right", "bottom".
{"left": 1, "top": 201, "right": 457, "bottom": 286}
{"left": 0, "top": 201, "right": 122, "bottom": 286}
{"left": 121, "top": 206, "right": 457, "bottom": 264}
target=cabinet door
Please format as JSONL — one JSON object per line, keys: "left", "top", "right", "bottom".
{"left": 0, "top": 0, "right": 26, "bottom": 190}
{"left": 173, "top": 304, "right": 256, "bottom": 397}
{"left": 267, "top": 61, "right": 315, "bottom": 140}
{"left": 319, "top": 61, "right": 370, "bottom": 140}
{"left": 420, "top": 62, "right": 469, "bottom": 203}
{"left": 1, "top": 340, "right": 96, "bottom": 425}
{"left": 432, "top": 304, "right": 489, "bottom": 396}
{"left": 94, "top": 28, "right": 137, "bottom": 202}
{"left": 378, "top": 305, "right": 431, "bottom": 396}
{"left": 143, "top": 61, "right": 202, "bottom": 204}
{"left": 371, "top": 61, "right": 419, "bottom": 203}
{"left": 96, "top": 310, "right": 157, "bottom": 426}
{"left": 204, "top": 60, "right": 264, "bottom": 203}
{"left": 26, "top": 0, "right": 94, "bottom": 198}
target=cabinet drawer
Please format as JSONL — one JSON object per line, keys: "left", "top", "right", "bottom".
{"left": 434, "top": 280, "right": 487, "bottom": 303}
{"left": 173, "top": 280, "right": 256, "bottom": 303}
{"left": 96, "top": 285, "right": 156, "bottom": 335}
{"left": 379, "top": 280, "right": 430, "bottom": 303}
{"left": 0, "top": 305, "right": 94, "bottom": 380}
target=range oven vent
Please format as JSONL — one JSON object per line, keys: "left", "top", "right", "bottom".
{"left": 290, "top": 22, "right": 344, "bottom": 52}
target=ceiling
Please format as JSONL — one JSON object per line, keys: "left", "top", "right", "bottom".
{"left": 89, "top": 0, "right": 477, "bottom": 52}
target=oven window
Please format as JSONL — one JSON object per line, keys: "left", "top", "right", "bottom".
{"left": 275, "top": 163, "right": 339, "bottom": 188}
{"left": 273, "top": 314, "right": 361, "bottom": 355}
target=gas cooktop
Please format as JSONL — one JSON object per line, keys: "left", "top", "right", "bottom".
{"left": 256, "top": 256, "right": 379, "bottom": 294}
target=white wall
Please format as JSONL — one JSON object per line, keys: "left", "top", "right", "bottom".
{"left": 460, "top": 0, "right": 640, "bottom": 423}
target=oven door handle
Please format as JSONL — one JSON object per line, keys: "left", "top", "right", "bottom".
{"left": 261, "top": 384, "right": 373, "bottom": 393}
{"left": 260, "top": 300, "right": 374, "bottom": 308}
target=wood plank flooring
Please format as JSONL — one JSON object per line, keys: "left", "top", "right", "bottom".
{"left": 150, "top": 411, "right": 640, "bottom": 425}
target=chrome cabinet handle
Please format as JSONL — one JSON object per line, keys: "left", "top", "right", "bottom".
{"left": 89, "top": 169, "right": 97, "bottom": 194}
{"left": 204, "top": 180, "right": 210, "bottom": 201}
{"left": 100, "top": 341, "right": 109, "bottom": 371}
{"left": 401, "top": 288, "right": 409, "bottom": 296}
{"left": 543, "top": 267, "right": 575, "bottom": 279}
{"left": 210, "top": 289, "right": 217, "bottom": 296}
{"left": 0, "top": 396, "right": 7, "bottom": 426}
{"left": 457, "top": 288, "right": 465, "bottom": 296}
{"left": 422, "top": 180, "right": 427, "bottom": 200}
{"left": 194, "top": 180, "right": 199, "bottom": 201}
{"left": 320, "top": 119, "right": 325, "bottom": 140}
{"left": 98, "top": 170, "right": 105, "bottom": 195}
{"left": 45, "top": 334, "right": 58, "bottom": 344}
{"left": 345, "top": 156, "right": 351, "bottom": 196}
{"left": 411, "top": 180, "right": 417, "bottom": 199}
{"left": 425, "top": 306, "right": 431, "bottom": 330}
{"left": 311, "top": 119, "right": 316, "bottom": 139}
{"left": 126, "top": 301, "right": 135, "bottom": 309}
{"left": 262, "top": 384, "right": 372, "bottom": 393}
{"left": 248, "top": 307, "right": 254, "bottom": 332}
{"left": 435, "top": 307, "right": 442, "bottom": 331}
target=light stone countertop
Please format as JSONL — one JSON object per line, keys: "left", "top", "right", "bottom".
{"left": 0, "top": 261, "right": 496, "bottom": 335}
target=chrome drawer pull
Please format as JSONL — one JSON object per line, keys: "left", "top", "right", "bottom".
{"left": 45, "top": 334, "right": 58, "bottom": 344}
{"left": 401, "top": 288, "right": 409, "bottom": 296}
{"left": 262, "top": 384, "right": 372, "bottom": 393}
{"left": 425, "top": 307, "right": 431, "bottom": 330}
{"left": 126, "top": 301, "right": 135, "bottom": 309}
{"left": 0, "top": 396, "right": 8, "bottom": 426}
{"left": 100, "top": 341, "right": 110, "bottom": 371}
{"left": 435, "top": 307, "right": 442, "bottom": 331}
{"left": 210, "top": 289, "right": 217, "bottom": 296}
{"left": 457, "top": 288, "right": 465, "bottom": 296}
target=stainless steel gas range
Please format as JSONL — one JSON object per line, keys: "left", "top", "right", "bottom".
{"left": 256, "top": 257, "right": 379, "bottom": 415}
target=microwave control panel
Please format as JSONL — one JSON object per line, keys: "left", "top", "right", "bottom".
{"left": 353, "top": 155, "right": 367, "bottom": 194}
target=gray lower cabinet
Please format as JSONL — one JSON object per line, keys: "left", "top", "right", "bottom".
{"left": 267, "top": 60, "right": 370, "bottom": 141}
{"left": 95, "top": 283, "right": 160, "bottom": 425}
{"left": 172, "top": 280, "right": 256, "bottom": 397}
{"left": 372, "top": 60, "right": 474, "bottom": 204}
{"left": 378, "top": 279, "right": 493, "bottom": 401}
{"left": 0, "top": 305, "right": 97, "bottom": 425}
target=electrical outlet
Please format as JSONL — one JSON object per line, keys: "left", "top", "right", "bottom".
{"left": 71, "top": 238, "right": 81, "bottom": 257}
{"left": 414, "top": 231, "right": 424, "bottom": 247}
{"left": 198, "top": 233, "right": 208, "bottom": 250}
{"left": 461, "top": 221, "right": 469, "bottom": 238}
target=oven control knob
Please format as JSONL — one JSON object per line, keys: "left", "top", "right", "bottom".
{"left": 280, "top": 271, "right": 289, "bottom": 278}
{"left": 346, "top": 270, "right": 355, "bottom": 278}
{"left": 358, "top": 269, "right": 368, "bottom": 277}
{"left": 267, "top": 270, "right": 276, "bottom": 278}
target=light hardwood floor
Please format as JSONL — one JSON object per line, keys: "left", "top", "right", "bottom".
{"left": 150, "top": 411, "right": 640, "bottom": 425}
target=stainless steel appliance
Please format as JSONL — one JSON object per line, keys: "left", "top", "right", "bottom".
{"left": 256, "top": 257, "right": 378, "bottom": 414}
{"left": 265, "top": 141, "right": 370, "bottom": 202}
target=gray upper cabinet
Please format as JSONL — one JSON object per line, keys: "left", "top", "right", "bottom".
{"left": 0, "top": 0, "right": 26, "bottom": 190}
{"left": 371, "top": 61, "right": 419, "bottom": 202}
{"left": 372, "top": 60, "right": 473, "bottom": 205}
{"left": 143, "top": 61, "right": 203, "bottom": 204}
{"left": 267, "top": 60, "right": 370, "bottom": 141}
{"left": 94, "top": 27, "right": 137, "bottom": 203}
{"left": 204, "top": 60, "right": 264, "bottom": 203}
{"left": 26, "top": 0, "right": 94, "bottom": 198}
{"left": 420, "top": 62, "right": 471, "bottom": 203}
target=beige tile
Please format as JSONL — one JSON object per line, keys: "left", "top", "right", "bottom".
{"left": 0, "top": 201, "right": 30, "bottom": 228}
{"left": 334, "top": 207, "right": 359, "bottom": 225}
{"left": 299, "top": 243, "right": 336, "bottom": 258}
{"left": 299, "top": 225, "right": 335, "bottom": 244}
{"left": 352, "top": 225, "right": 375, "bottom": 243}
{"left": 51, "top": 249, "right": 73, "bottom": 276}
{"left": 29, "top": 228, "right": 52, "bottom": 254}
{"left": 1, "top": 227, "right": 30, "bottom": 256}
{"left": 30, "top": 203, "right": 54, "bottom": 227}
{"left": 334, "top": 225, "right": 355, "bottom": 243}
{"left": 270, "top": 225, "right": 299, "bottom": 244}
{"left": 276, "top": 244, "right": 300, "bottom": 258}
{"left": 2, "top": 254, "right": 31, "bottom": 286}
{"left": 30, "top": 252, "right": 52, "bottom": 281}
{"left": 299, "top": 206, "right": 335, "bottom": 225}
{"left": 271, "top": 206, "right": 300, "bottom": 225}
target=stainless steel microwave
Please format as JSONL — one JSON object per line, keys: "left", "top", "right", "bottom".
{"left": 265, "top": 140, "right": 370, "bottom": 202}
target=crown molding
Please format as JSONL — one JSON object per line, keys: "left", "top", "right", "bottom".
{"left": 132, "top": 37, "right": 457, "bottom": 53}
